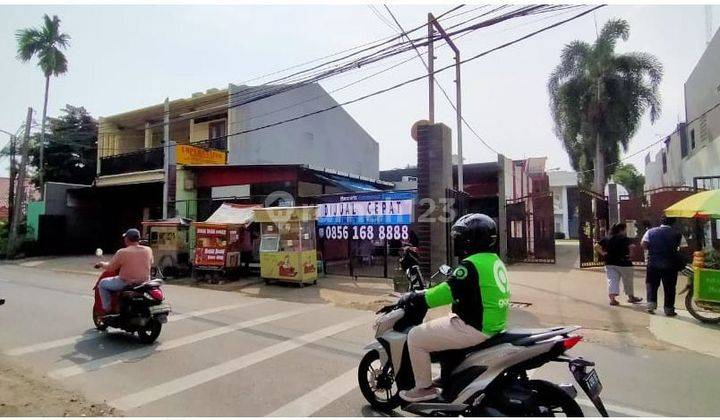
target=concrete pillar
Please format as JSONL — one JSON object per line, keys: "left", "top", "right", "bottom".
{"left": 416, "top": 123, "right": 452, "bottom": 275}
{"left": 562, "top": 186, "right": 570, "bottom": 238}
{"left": 145, "top": 122, "right": 153, "bottom": 149}
{"left": 608, "top": 183, "right": 618, "bottom": 226}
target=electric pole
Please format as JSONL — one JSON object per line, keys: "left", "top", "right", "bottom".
{"left": 427, "top": 13, "right": 464, "bottom": 191}
{"left": 7, "top": 132, "right": 17, "bottom": 228}
{"left": 8, "top": 107, "right": 33, "bottom": 258}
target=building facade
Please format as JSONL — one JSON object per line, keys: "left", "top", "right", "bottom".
{"left": 645, "top": 29, "right": 720, "bottom": 190}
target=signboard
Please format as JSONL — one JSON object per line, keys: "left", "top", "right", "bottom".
{"left": 177, "top": 144, "right": 226, "bottom": 165}
{"left": 316, "top": 191, "right": 415, "bottom": 241}
{"left": 194, "top": 226, "right": 228, "bottom": 267}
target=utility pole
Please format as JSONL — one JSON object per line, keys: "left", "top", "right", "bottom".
{"left": 427, "top": 13, "right": 435, "bottom": 124}
{"left": 8, "top": 108, "right": 33, "bottom": 258}
{"left": 7, "top": 133, "right": 17, "bottom": 228}
{"left": 428, "top": 14, "right": 464, "bottom": 191}
{"left": 162, "top": 98, "right": 170, "bottom": 219}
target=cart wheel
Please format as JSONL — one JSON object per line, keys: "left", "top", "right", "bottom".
{"left": 263, "top": 278, "right": 271, "bottom": 285}
{"left": 313, "top": 280, "right": 318, "bottom": 285}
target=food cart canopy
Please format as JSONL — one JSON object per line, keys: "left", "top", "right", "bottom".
{"left": 665, "top": 189, "right": 720, "bottom": 219}
{"left": 253, "top": 206, "right": 317, "bottom": 223}
{"left": 142, "top": 216, "right": 193, "bottom": 227}
{"left": 204, "top": 203, "right": 260, "bottom": 226}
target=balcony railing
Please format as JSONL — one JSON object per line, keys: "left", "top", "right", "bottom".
{"left": 99, "top": 147, "right": 164, "bottom": 176}
{"left": 192, "top": 136, "right": 227, "bottom": 151}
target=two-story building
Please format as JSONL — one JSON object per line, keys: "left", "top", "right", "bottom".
{"left": 75, "top": 82, "right": 385, "bottom": 250}
{"left": 645, "top": 28, "right": 720, "bottom": 190}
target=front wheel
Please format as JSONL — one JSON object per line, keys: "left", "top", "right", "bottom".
{"left": 527, "top": 380, "right": 584, "bottom": 417}
{"left": 137, "top": 319, "right": 162, "bottom": 344}
{"left": 685, "top": 292, "right": 720, "bottom": 323}
{"left": 92, "top": 309, "right": 107, "bottom": 331}
{"left": 358, "top": 350, "right": 401, "bottom": 412}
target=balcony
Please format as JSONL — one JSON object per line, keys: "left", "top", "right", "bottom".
{"left": 192, "top": 136, "right": 228, "bottom": 151}
{"left": 99, "top": 147, "right": 164, "bottom": 176}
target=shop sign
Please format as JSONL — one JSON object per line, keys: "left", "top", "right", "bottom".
{"left": 177, "top": 144, "right": 226, "bottom": 165}
{"left": 316, "top": 191, "right": 415, "bottom": 241}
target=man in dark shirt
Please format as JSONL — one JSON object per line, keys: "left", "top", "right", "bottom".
{"left": 641, "top": 217, "right": 684, "bottom": 316}
{"left": 596, "top": 223, "right": 642, "bottom": 306}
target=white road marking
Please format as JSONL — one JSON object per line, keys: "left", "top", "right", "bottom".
{"left": 19, "top": 260, "right": 48, "bottom": 267}
{"left": 268, "top": 367, "right": 358, "bottom": 417}
{"left": 576, "top": 398, "right": 663, "bottom": 417}
{"left": 3, "top": 300, "right": 264, "bottom": 356}
{"left": 48, "top": 305, "right": 318, "bottom": 378}
{"left": 110, "top": 315, "right": 371, "bottom": 411}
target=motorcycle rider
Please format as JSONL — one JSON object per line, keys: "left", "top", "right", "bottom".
{"left": 399, "top": 213, "right": 510, "bottom": 403}
{"left": 95, "top": 228, "right": 154, "bottom": 315}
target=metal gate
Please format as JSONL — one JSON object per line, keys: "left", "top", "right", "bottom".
{"left": 577, "top": 189, "right": 608, "bottom": 268}
{"left": 506, "top": 192, "right": 556, "bottom": 263}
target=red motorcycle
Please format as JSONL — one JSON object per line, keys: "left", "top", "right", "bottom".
{"left": 92, "top": 268, "right": 171, "bottom": 344}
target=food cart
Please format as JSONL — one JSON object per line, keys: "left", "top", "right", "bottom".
{"left": 192, "top": 203, "right": 259, "bottom": 282}
{"left": 141, "top": 217, "right": 192, "bottom": 277}
{"left": 254, "top": 206, "right": 318, "bottom": 285}
{"left": 665, "top": 189, "right": 720, "bottom": 322}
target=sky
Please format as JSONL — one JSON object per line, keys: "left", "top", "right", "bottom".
{"left": 0, "top": 3, "right": 718, "bottom": 178}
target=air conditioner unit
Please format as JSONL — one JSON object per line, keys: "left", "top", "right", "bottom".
{"left": 401, "top": 176, "right": 418, "bottom": 182}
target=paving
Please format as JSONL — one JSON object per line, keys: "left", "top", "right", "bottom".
{"left": 1, "top": 243, "right": 719, "bottom": 416}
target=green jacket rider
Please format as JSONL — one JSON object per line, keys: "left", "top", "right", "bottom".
{"left": 399, "top": 213, "right": 510, "bottom": 403}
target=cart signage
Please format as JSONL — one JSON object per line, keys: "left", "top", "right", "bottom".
{"left": 694, "top": 268, "right": 720, "bottom": 303}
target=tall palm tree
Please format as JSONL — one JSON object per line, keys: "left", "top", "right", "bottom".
{"left": 16, "top": 14, "right": 70, "bottom": 197}
{"left": 548, "top": 18, "right": 662, "bottom": 193}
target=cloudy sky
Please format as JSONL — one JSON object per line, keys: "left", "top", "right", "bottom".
{"left": 0, "top": 3, "right": 718, "bottom": 177}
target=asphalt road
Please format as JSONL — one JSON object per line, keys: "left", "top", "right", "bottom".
{"left": 1, "top": 264, "right": 719, "bottom": 417}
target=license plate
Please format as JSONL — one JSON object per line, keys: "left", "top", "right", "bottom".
{"left": 150, "top": 304, "right": 171, "bottom": 315}
{"left": 583, "top": 369, "right": 602, "bottom": 398}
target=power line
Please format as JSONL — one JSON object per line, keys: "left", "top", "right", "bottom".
{"left": 99, "top": 5, "right": 550, "bottom": 136}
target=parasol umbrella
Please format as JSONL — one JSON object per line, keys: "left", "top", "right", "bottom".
{"left": 664, "top": 189, "right": 720, "bottom": 218}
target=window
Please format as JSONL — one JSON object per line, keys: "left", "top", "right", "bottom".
{"left": 661, "top": 151, "right": 667, "bottom": 174}
{"left": 208, "top": 120, "right": 226, "bottom": 139}
{"left": 690, "top": 129, "right": 696, "bottom": 150}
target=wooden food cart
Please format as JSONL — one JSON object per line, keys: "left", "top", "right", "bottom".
{"left": 192, "top": 204, "right": 259, "bottom": 282}
{"left": 254, "top": 206, "right": 318, "bottom": 285}
{"left": 141, "top": 217, "right": 192, "bottom": 277}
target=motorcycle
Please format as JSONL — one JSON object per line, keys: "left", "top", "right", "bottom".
{"left": 358, "top": 265, "right": 609, "bottom": 417}
{"left": 92, "top": 249, "right": 171, "bottom": 344}
{"left": 679, "top": 265, "right": 720, "bottom": 324}
{"left": 399, "top": 245, "right": 426, "bottom": 291}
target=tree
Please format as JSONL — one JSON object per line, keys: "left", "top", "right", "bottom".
{"left": 1, "top": 106, "right": 97, "bottom": 188}
{"left": 16, "top": 14, "right": 71, "bottom": 196}
{"left": 548, "top": 18, "right": 662, "bottom": 192}
{"left": 612, "top": 163, "right": 645, "bottom": 197}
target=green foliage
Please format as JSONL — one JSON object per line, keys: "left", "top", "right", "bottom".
{"left": 1, "top": 105, "right": 98, "bottom": 187}
{"left": 612, "top": 163, "right": 645, "bottom": 197}
{"left": 15, "top": 14, "right": 70, "bottom": 77}
{"left": 548, "top": 18, "right": 662, "bottom": 189}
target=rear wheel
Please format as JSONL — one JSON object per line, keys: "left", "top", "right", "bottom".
{"left": 685, "top": 293, "right": 720, "bottom": 323}
{"left": 358, "top": 350, "right": 401, "bottom": 412}
{"left": 137, "top": 319, "right": 162, "bottom": 344}
{"left": 527, "top": 380, "right": 584, "bottom": 417}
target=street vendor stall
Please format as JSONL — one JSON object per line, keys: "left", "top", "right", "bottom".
{"left": 142, "top": 216, "right": 192, "bottom": 277}
{"left": 192, "top": 203, "right": 260, "bottom": 282}
{"left": 254, "top": 206, "right": 318, "bottom": 285}
{"left": 665, "top": 189, "right": 720, "bottom": 323}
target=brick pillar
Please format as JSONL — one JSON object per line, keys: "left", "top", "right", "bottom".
{"left": 416, "top": 123, "right": 453, "bottom": 276}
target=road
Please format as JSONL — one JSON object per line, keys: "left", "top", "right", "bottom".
{"left": 1, "top": 263, "right": 719, "bottom": 416}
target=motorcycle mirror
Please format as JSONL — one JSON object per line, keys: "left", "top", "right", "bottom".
{"left": 439, "top": 264, "right": 453, "bottom": 276}
{"left": 95, "top": 248, "right": 104, "bottom": 257}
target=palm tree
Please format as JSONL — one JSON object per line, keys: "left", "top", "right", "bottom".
{"left": 548, "top": 18, "right": 662, "bottom": 193}
{"left": 16, "top": 14, "right": 70, "bottom": 197}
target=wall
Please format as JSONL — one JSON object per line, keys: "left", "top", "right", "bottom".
{"left": 227, "top": 83, "right": 380, "bottom": 179}
{"left": 26, "top": 200, "right": 45, "bottom": 240}
{"left": 189, "top": 117, "right": 226, "bottom": 143}
{"left": 685, "top": 29, "right": 720, "bottom": 124}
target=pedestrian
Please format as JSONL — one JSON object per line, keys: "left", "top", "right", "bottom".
{"left": 595, "top": 222, "right": 643, "bottom": 306}
{"left": 641, "top": 216, "right": 685, "bottom": 316}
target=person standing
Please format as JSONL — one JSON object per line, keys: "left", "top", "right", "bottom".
{"left": 641, "top": 217, "right": 684, "bottom": 316}
{"left": 595, "top": 223, "right": 643, "bottom": 306}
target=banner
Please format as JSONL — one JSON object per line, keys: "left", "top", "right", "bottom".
{"left": 177, "top": 144, "right": 226, "bottom": 165}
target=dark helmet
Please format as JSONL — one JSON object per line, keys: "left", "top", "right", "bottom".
{"left": 451, "top": 213, "right": 497, "bottom": 257}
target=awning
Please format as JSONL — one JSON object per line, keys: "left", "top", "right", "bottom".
{"left": 202, "top": 203, "right": 261, "bottom": 225}
{"left": 142, "top": 216, "right": 193, "bottom": 227}
{"left": 313, "top": 173, "right": 381, "bottom": 192}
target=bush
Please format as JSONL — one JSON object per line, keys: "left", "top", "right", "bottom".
{"left": 555, "top": 232, "right": 566, "bottom": 240}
